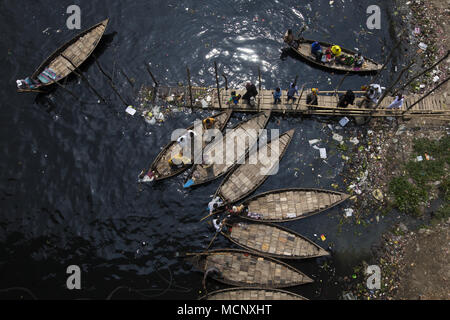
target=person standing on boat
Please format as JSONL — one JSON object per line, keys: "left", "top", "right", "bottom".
{"left": 306, "top": 88, "right": 319, "bottom": 106}
{"left": 242, "top": 82, "right": 258, "bottom": 106}
{"left": 386, "top": 94, "right": 404, "bottom": 109}
{"left": 286, "top": 83, "right": 299, "bottom": 103}
{"left": 273, "top": 87, "right": 282, "bottom": 104}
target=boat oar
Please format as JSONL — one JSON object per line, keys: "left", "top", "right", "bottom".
{"left": 199, "top": 206, "right": 226, "bottom": 222}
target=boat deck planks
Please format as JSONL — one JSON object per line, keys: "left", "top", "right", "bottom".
{"left": 188, "top": 111, "right": 271, "bottom": 187}
{"left": 194, "top": 249, "right": 312, "bottom": 288}
{"left": 201, "top": 287, "right": 307, "bottom": 300}
{"left": 240, "top": 188, "right": 350, "bottom": 222}
{"left": 222, "top": 222, "right": 329, "bottom": 259}
{"left": 216, "top": 129, "right": 294, "bottom": 204}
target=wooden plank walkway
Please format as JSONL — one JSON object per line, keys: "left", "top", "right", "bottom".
{"left": 154, "top": 85, "right": 449, "bottom": 118}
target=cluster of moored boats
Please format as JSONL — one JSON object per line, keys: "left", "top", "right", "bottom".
{"left": 16, "top": 19, "right": 362, "bottom": 300}
{"left": 138, "top": 110, "right": 349, "bottom": 300}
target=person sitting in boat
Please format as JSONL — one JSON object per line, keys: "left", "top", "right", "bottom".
{"left": 306, "top": 88, "right": 319, "bottom": 106}
{"left": 138, "top": 169, "right": 156, "bottom": 182}
{"left": 208, "top": 196, "right": 224, "bottom": 214}
{"left": 168, "top": 153, "right": 191, "bottom": 167}
{"left": 311, "top": 41, "right": 323, "bottom": 62}
{"left": 242, "top": 82, "right": 258, "bottom": 106}
{"left": 228, "top": 91, "right": 242, "bottom": 105}
{"left": 273, "top": 87, "right": 282, "bottom": 104}
{"left": 354, "top": 52, "right": 365, "bottom": 68}
{"left": 331, "top": 45, "right": 342, "bottom": 57}
{"left": 337, "top": 90, "right": 355, "bottom": 108}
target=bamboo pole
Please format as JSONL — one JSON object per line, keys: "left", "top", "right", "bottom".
{"left": 93, "top": 55, "right": 129, "bottom": 106}
{"left": 145, "top": 63, "right": 158, "bottom": 103}
{"left": 402, "top": 76, "right": 450, "bottom": 114}
{"left": 214, "top": 61, "right": 222, "bottom": 109}
{"left": 393, "top": 50, "right": 450, "bottom": 96}
{"left": 187, "top": 67, "right": 193, "bottom": 107}
{"left": 371, "top": 31, "right": 406, "bottom": 84}
{"left": 258, "top": 67, "right": 262, "bottom": 111}
{"left": 119, "top": 66, "right": 135, "bottom": 88}
{"left": 375, "top": 59, "right": 415, "bottom": 109}
{"left": 60, "top": 54, "right": 107, "bottom": 104}
{"left": 222, "top": 73, "right": 228, "bottom": 91}
{"left": 295, "top": 84, "right": 306, "bottom": 110}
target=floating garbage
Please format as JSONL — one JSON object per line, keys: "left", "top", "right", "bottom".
{"left": 125, "top": 106, "right": 136, "bottom": 116}
{"left": 339, "top": 117, "right": 350, "bottom": 127}
{"left": 372, "top": 189, "right": 384, "bottom": 201}
{"left": 344, "top": 208, "right": 354, "bottom": 217}
{"left": 332, "top": 133, "right": 344, "bottom": 143}
{"left": 349, "top": 137, "right": 360, "bottom": 145}
{"left": 200, "top": 99, "right": 208, "bottom": 108}
{"left": 418, "top": 42, "right": 428, "bottom": 50}
{"left": 320, "top": 234, "right": 326, "bottom": 241}
{"left": 433, "top": 76, "right": 440, "bottom": 82}
{"left": 416, "top": 155, "right": 423, "bottom": 162}
{"left": 309, "top": 139, "right": 321, "bottom": 145}
{"left": 319, "top": 148, "right": 327, "bottom": 159}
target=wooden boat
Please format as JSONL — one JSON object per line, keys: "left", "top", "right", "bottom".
{"left": 190, "top": 249, "right": 312, "bottom": 288}
{"left": 17, "top": 19, "right": 109, "bottom": 92}
{"left": 139, "top": 110, "right": 232, "bottom": 182}
{"left": 236, "top": 188, "right": 350, "bottom": 223}
{"left": 184, "top": 111, "right": 271, "bottom": 188}
{"left": 200, "top": 287, "right": 307, "bottom": 300}
{"left": 290, "top": 38, "right": 382, "bottom": 74}
{"left": 214, "top": 129, "right": 295, "bottom": 205}
{"left": 219, "top": 222, "right": 329, "bottom": 260}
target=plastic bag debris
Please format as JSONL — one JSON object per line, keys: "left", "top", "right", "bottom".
{"left": 344, "top": 208, "right": 354, "bottom": 217}
{"left": 339, "top": 117, "right": 350, "bottom": 127}
{"left": 349, "top": 137, "right": 360, "bottom": 145}
{"left": 319, "top": 148, "right": 327, "bottom": 159}
{"left": 416, "top": 156, "right": 423, "bottom": 162}
{"left": 372, "top": 189, "right": 383, "bottom": 201}
{"left": 201, "top": 99, "right": 208, "bottom": 108}
{"left": 126, "top": 106, "right": 136, "bottom": 116}
{"left": 309, "top": 139, "right": 321, "bottom": 145}
{"left": 332, "top": 133, "right": 344, "bottom": 143}
{"left": 418, "top": 42, "right": 428, "bottom": 50}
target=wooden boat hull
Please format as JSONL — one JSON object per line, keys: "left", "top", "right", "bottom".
{"left": 239, "top": 188, "right": 350, "bottom": 223}
{"left": 214, "top": 129, "right": 295, "bottom": 205}
{"left": 191, "top": 249, "right": 312, "bottom": 288}
{"left": 200, "top": 287, "right": 307, "bottom": 300}
{"left": 142, "top": 110, "right": 232, "bottom": 182}
{"left": 290, "top": 38, "right": 382, "bottom": 74}
{"left": 18, "top": 19, "right": 109, "bottom": 92}
{"left": 184, "top": 111, "right": 271, "bottom": 188}
{"left": 221, "top": 222, "right": 329, "bottom": 260}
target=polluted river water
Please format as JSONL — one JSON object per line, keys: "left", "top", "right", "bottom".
{"left": 0, "top": 0, "right": 422, "bottom": 299}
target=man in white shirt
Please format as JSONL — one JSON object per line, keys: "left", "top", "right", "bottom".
{"left": 387, "top": 94, "right": 404, "bottom": 109}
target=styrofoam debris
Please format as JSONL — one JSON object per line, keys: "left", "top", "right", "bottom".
{"left": 125, "top": 106, "right": 136, "bottom": 116}
{"left": 309, "top": 139, "right": 321, "bottom": 145}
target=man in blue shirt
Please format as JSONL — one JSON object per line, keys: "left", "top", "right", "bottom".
{"left": 286, "top": 83, "right": 298, "bottom": 103}
{"left": 273, "top": 87, "right": 282, "bottom": 104}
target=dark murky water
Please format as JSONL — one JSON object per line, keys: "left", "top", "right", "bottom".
{"left": 0, "top": 0, "right": 409, "bottom": 299}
